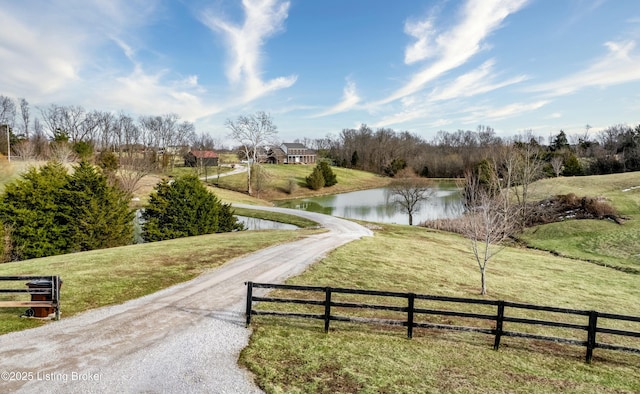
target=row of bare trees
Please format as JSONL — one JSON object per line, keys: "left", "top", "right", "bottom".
{"left": 302, "top": 123, "right": 640, "bottom": 179}
{"left": 0, "top": 95, "right": 218, "bottom": 197}
{"left": 0, "top": 94, "right": 229, "bottom": 192}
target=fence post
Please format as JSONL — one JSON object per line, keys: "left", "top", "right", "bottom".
{"left": 586, "top": 310, "right": 598, "bottom": 363}
{"left": 245, "top": 281, "right": 253, "bottom": 327}
{"left": 324, "top": 287, "right": 332, "bottom": 333}
{"left": 407, "top": 293, "right": 415, "bottom": 339}
{"left": 493, "top": 301, "right": 505, "bottom": 350}
{"left": 53, "top": 276, "right": 60, "bottom": 321}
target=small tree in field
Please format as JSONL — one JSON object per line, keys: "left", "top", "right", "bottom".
{"left": 390, "top": 176, "right": 434, "bottom": 226}
{"left": 142, "top": 175, "right": 243, "bottom": 242}
{"left": 460, "top": 168, "right": 516, "bottom": 295}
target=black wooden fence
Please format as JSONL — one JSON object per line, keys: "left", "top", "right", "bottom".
{"left": 245, "top": 281, "right": 640, "bottom": 363}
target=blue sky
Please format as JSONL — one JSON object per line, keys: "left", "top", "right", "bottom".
{"left": 1, "top": 0, "right": 639, "bottom": 144}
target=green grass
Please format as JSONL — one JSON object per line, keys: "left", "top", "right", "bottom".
{"left": 240, "top": 224, "right": 640, "bottom": 393}
{"left": 528, "top": 172, "right": 640, "bottom": 215}
{"left": 0, "top": 159, "right": 49, "bottom": 193}
{"left": 215, "top": 164, "right": 391, "bottom": 200}
{"left": 3, "top": 161, "right": 640, "bottom": 391}
{"left": 0, "top": 229, "right": 318, "bottom": 335}
{"left": 520, "top": 172, "right": 640, "bottom": 272}
{"left": 233, "top": 207, "right": 319, "bottom": 228}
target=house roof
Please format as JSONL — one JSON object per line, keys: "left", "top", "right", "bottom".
{"left": 282, "top": 142, "right": 306, "bottom": 149}
{"left": 190, "top": 150, "right": 218, "bottom": 158}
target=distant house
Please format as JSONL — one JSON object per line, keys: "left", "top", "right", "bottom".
{"left": 281, "top": 143, "right": 316, "bottom": 164}
{"left": 184, "top": 150, "right": 219, "bottom": 167}
{"left": 262, "top": 146, "right": 286, "bottom": 164}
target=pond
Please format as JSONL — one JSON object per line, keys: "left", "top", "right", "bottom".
{"left": 276, "top": 181, "right": 464, "bottom": 225}
{"left": 235, "top": 215, "right": 298, "bottom": 230}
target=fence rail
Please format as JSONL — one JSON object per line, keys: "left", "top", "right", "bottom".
{"left": 245, "top": 281, "right": 640, "bottom": 363}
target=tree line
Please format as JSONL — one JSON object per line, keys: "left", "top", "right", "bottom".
{"left": 3, "top": 93, "right": 638, "bottom": 182}
{"left": 0, "top": 95, "right": 224, "bottom": 183}
{"left": 303, "top": 123, "right": 640, "bottom": 179}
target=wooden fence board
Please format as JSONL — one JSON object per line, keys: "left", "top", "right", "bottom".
{"left": 245, "top": 282, "right": 640, "bottom": 364}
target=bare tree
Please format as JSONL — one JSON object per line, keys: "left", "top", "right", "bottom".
{"left": 116, "top": 113, "right": 140, "bottom": 159}
{"left": 191, "top": 131, "right": 219, "bottom": 151}
{"left": 116, "top": 156, "right": 155, "bottom": 194}
{"left": 31, "top": 119, "right": 49, "bottom": 159}
{"left": 138, "top": 115, "right": 159, "bottom": 166}
{"left": 39, "top": 104, "right": 90, "bottom": 143}
{"left": 91, "top": 110, "right": 115, "bottom": 152}
{"left": 460, "top": 168, "right": 516, "bottom": 295}
{"left": 226, "top": 111, "right": 278, "bottom": 195}
{"left": 0, "top": 95, "right": 16, "bottom": 159}
{"left": 251, "top": 163, "right": 272, "bottom": 199}
{"left": 550, "top": 155, "right": 563, "bottom": 177}
{"left": 138, "top": 114, "right": 193, "bottom": 172}
{"left": 49, "top": 140, "right": 76, "bottom": 163}
{"left": 389, "top": 175, "right": 434, "bottom": 225}
{"left": 19, "top": 98, "right": 30, "bottom": 138}
{"left": 12, "top": 140, "right": 37, "bottom": 160}
{"left": 0, "top": 95, "right": 16, "bottom": 126}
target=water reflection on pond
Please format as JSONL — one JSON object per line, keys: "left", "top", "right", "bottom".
{"left": 236, "top": 215, "right": 298, "bottom": 230}
{"left": 276, "top": 182, "right": 463, "bottom": 225}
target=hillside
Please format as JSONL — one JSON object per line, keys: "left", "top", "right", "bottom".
{"left": 213, "top": 164, "right": 392, "bottom": 200}
{"left": 238, "top": 172, "right": 640, "bottom": 393}
{"left": 521, "top": 172, "right": 640, "bottom": 272}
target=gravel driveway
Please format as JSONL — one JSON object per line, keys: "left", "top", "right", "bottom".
{"left": 0, "top": 206, "right": 371, "bottom": 393}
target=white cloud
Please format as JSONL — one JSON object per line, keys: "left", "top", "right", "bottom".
{"left": 0, "top": 1, "right": 227, "bottom": 122}
{"left": 313, "top": 79, "right": 361, "bottom": 117}
{"left": 201, "top": 0, "right": 297, "bottom": 102}
{"left": 374, "top": 104, "right": 427, "bottom": 128}
{"left": 528, "top": 40, "right": 640, "bottom": 96}
{"left": 428, "top": 59, "right": 527, "bottom": 101}
{"left": 474, "top": 100, "right": 549, "bottom": 120}
{"left": 404, "top": 19, "right": 437, "bottom": 64}
{"left": 105, "top": 65, "right": 213, "bottom": 121}
{"left": 379, "top": 0, "right": 529, "bottom": 105}
{"left": 0, "top": 8, "right": 82, "bottom": 96}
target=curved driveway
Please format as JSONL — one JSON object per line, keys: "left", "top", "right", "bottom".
{"left": 0, "top": 206, "right": 371, "bottom": 393}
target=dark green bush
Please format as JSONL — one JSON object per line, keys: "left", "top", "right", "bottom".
{"left": 306, "top": 167, "right": 325, "bottom": 190}
{"left": 142, "top": 174, "right": 243, "bottom": 242}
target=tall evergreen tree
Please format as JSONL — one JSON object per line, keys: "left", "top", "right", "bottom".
{"left": 0, "top": 162, "right": 70, "bottom": 259}
{"left": 62, "top": 161, "right": 134, "bottom": 251}
{"left": 318, "top": 161, "right": 337, "bottom": 187}
{"left": 142, "top": 174, "right": 242, "bottom": 242}
{"left": 305, "top": 166, "right": 325, "bottom": 190}
{"left": 0, "top": 161, "right": 135, "bottom": 260}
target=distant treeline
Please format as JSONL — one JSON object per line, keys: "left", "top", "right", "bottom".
{"left": 1, "top": 94, "right": 639, "bottom": 179}
{"left": 302, "top": 124, "right": 640, "bottom": 178}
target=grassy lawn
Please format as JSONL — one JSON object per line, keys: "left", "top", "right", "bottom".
{"left": 215, "top": 164, "right": 392, "bottom": 200}
{"left": 0, "top": 159, "right": 49, "bottom": 193}
{"left": 520, "top": 173, "right": 640, "bottom": 272}
{"left": 3, "top": 158, "right": 640, "bottom": 392}
{"left": 240, "top": 224, "right": 640, "bottom": 393}
{"left": 0, "top": 229, "right": 319, "bottom": 335}
{"left": 233, "top": 207, "right": 319, "bottom": 228}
